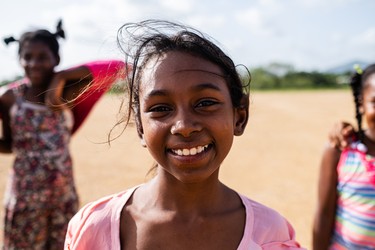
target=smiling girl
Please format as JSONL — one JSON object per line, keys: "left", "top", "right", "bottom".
{"left": 0, "top": 20, "right": 125, "bottom": 249}
{"left": 65, "top": 19, "right": 304, "bottom": 250}
{"left": 313, "top": 64, "right": 375, "bottom": 249}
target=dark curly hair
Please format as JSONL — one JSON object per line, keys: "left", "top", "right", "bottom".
{"left": 4, "top": 19, "right": 65, "bottom": 61}
{"left": 350, "top": 63, "right": 375, "bottom": 142}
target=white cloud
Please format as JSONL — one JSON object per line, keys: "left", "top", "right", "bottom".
{"left": 0, "top": 0, "right": 374, "bottom": 80}
{"left": 296, "top": 0, "right": 358, "bottom": 8}
{"left": 259, "top": 0, "right": 283, "bottom": 10}
{"left": 235, "top": 8, "right": 272, "bottom": 36}
{"left": 185, "top": 15, "right": 226, "bottom": 31}
{"left": 356, "top": 27, "right": 375, "bottom": 46}
{"left": 159, "top": 0, "right": 195, "bottom": 13}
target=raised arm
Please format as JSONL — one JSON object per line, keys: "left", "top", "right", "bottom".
{"left": 45, "top": 65, "right": 93, "bottom": 110}
{"left": 312, "top": 144, "right": 341, "bottom": 250}
{"left": 45, "top": 60, "right": 127, "bottom": 133}
{"left": 45, "top": 60, "right": 127, "bottom": 111}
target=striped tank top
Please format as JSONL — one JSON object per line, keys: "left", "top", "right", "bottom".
{"left": 330, "top": 142, "right": 375, "bottom": 249}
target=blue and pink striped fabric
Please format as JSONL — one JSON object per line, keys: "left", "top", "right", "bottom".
{"left": 330, "top": 142, "right": 375, "bottom": 249}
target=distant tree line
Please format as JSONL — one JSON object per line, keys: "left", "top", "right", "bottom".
{"left": 242, "top": 62, "right": 351, "bottom": 90}
{"left": 0, "top": 76, "right": 23, "bottom": 88}
{"left": 1, "top": 62, "right": 353, "bottom": 92}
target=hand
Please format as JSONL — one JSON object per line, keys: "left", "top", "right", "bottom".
{"left": 328, "top": 121, "right": 355, "bottom": 150}
{"left": 45, "top": 66, "right": 93, "bottom": 111}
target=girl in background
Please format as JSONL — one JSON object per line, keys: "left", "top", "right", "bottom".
{"left": 65, "top": 19, "right": 304, "bottom": 250}
{"left": 313, "top": 64, "right": 375, "bottom": 249}
{"left": 0, "top": 20, "right": 125, "bottom": 249}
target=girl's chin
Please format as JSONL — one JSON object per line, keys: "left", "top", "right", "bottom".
{"left": 28, "top": 77, "right": 49, "bottom": 86}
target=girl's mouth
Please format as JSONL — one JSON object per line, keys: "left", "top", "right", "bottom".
{"left": 170, "top": 144, "right": 210, "bottom": 156}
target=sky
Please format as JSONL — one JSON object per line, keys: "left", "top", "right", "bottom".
{"left": 0, "top": 0, "right": 374, "bottom": 80}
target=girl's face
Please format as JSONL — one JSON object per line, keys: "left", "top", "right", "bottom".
{"left": 19, "top": 40, "right": 58, "bottom": 86}
{"left": 363, "top": 74, "right": 375, "bottom": 130}
{"left": 138, "top": 51, "right": 247, "bottom": 184}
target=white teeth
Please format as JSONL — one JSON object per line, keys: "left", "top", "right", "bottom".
{"left": 183, "top": 149, "right": 190, "bottom": 155}
{"left": 172, "top": 145, "right": 209, "bottom": 156}
{"left": 190, "top": 147, "right": 197, "bottom": 155}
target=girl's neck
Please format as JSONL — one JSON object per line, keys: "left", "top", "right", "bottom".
{"left": 363, "top": 130, "right": 375, "bottom": 154}
{"left": 365, "top": 129, "right": 375, "bottom": 141}
{"left": 25, "top": 85, "right": 48, "bottom": 104}
{"left": 140, "top": 174, "right": 234, "bottom": 216}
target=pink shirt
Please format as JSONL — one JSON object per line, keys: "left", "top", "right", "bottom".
{"left": 65, "top": 186, "right": 305, "bottom": 250}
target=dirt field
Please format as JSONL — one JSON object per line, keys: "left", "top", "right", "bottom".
{"left": 0, "top": 89, "right": 354, "bottom": 248}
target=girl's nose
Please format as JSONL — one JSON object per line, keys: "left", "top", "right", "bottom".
{"left": 29, "top": 58, "right": 41, "bottom": 67}
{"left": 24, "top": 58, "right": 39, "bottom": 68}
{"left": 170, "top": 114, "right": 201, "bottom": 137}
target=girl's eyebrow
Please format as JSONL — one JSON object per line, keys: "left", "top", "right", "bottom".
{"left": 146, "top": 82, "right": 222, "bottom": 98}
{"left": 193, "top": 82, "right": 222, "bottom": 92}
{"left": 146, "top": 89, "right": 168, "bottom": 98}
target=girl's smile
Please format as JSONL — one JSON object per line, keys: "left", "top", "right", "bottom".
{"left": 19, "top": 41, "right": 58, "bottom": 86}
{"left": 169, "top": 143, "right": 210, "bottom": 156}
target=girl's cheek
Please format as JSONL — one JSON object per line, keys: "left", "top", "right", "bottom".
{"left": 20, "top": 59, "right": 27, "bottom": 67}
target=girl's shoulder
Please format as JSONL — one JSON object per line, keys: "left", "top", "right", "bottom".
{"left": 239, "top": 195, "right": 305, "bottom": 249}
{"left": 65, "top": 186, "right": 139, "bottom": 249}
{"left": 0, "top": 80, "right": 29, "bottom": 103}
{"left": 70, "top": 185, "right": 138, "bottom": 224}
{"left": 339, "top": 140, "right": 368, "bottom": 163}
{"left": 0, "top": 87, "right": 18, "bottom": 111}
{"left": 240, "top": 195, "right": 293, "bottom": 235}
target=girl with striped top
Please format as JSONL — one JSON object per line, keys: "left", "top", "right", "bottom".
{"left": 313, "top": 64, "right": 375, "bottom": 249}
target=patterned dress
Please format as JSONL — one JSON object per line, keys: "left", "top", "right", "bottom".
{"left": 330, "top": 142, "right": 375, "bottom": 249}
{"left": 3, "top": 85, "right": 79, "bottom": 249}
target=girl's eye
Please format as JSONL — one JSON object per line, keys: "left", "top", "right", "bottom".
{"left": 147, "top": 105, "right": 172, "bottom": 118}
{"left": 38, "top": 55, "right": 48, "bottom": 61}
{"left": 148, "top": 105, "right": 172, "bottom": 113}
{"left": 22, "top": 54, "right": 31, "bottom": 61}
{"left": 196, "top": 99, "right": 219, "bottom": 108}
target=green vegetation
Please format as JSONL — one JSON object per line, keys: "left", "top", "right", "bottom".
{"left": 0, "top": 62, "right": 353, "bottom": 92}
{"left": 0, "top": 76, "right": 23, "bottom": 88}
{"left": 243, "top": 62, "right": 351, "bottom": 91}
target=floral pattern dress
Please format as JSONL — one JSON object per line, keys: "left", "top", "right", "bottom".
{"left": 3, "top": 85, "right": 79, "bottom": 249}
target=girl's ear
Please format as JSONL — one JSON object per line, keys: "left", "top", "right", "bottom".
{"left": 234, "top": 95, "right": 249, "bottom": 136}
{"left": 135, "top": 114, "right": 146, "bottom": 147}
{"left": 140, "top": 135, "right": 147, "bottom": 147}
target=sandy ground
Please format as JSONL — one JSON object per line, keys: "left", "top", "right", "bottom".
{"left": 0, "top": 89, "right": 354, "bottom": 248}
